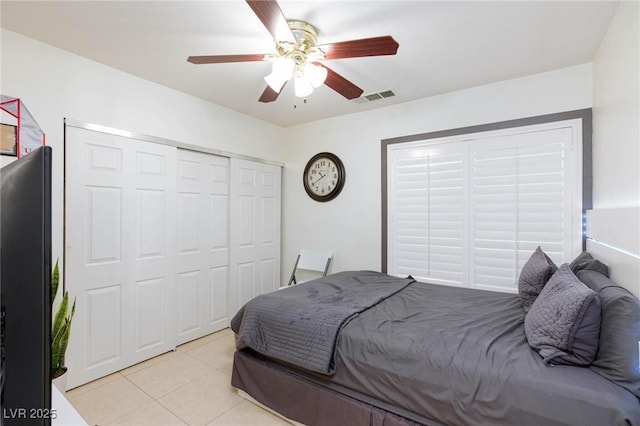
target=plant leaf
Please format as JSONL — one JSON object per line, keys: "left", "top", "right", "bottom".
{"left": 51, "top": 259, "right": 59, "bottom": 304}
{"left": 50, "top": 260, "right": 77, "bottom": 380}
{"left": 55, "top": 320, "right": 71, "bottom": 370}
{"left": 51, "top": 320, "right": 69, "bottom": 371}
{"left": 52, "top": 291, "right": 68, "bottom": 336}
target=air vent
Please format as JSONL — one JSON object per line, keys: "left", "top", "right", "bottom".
{"left": 352, "top": 90, "right": 396, "bottom": 104}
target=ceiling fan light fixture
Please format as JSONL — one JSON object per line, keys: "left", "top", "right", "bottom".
{"left": 264, "top": 57, "right": 295, "bottom": 92}
{"left": 264, "top": 73, "right": 286, "bottom": 93}
{"left": 294, "top": 73, "right": 314, "bottom": 98}
{"left": 304, "top": 63, "right": 328, "bottom": 88}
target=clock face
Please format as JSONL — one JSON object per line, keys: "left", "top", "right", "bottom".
{"left": 303, "top": 152, "right": 345, "bottom": 202}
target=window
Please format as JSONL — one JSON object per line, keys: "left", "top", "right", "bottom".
{"left": 386, "top": 118, "right": 584, "bottom": 293}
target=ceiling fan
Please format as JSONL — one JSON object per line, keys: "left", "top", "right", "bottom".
{"left": 187, "top": 0, "right": 399, "bottom": 103}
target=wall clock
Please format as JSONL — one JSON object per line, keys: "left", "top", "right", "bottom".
{"left": 303, "top": 152, "right": 345, "bottom": 202}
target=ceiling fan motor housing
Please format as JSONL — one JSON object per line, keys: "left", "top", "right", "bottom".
{"left": 277, "top": 20, "right": 324, "bottom": 65}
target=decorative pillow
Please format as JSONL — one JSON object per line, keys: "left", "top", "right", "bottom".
{"left": 577, "top": 269, "right": 640, "bottom": 398}
{"left": 569, "top": 251, "right": 610, "bottom": 277}
{"left": 518, "top": 246, "right": 558, "bottom": 312}
{"left": 524, "top": 264, "right": 601, "bottom": 366}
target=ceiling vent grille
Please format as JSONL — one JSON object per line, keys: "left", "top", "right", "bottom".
{"left": 352, "top": 90, "right": 395, "bottom": 104}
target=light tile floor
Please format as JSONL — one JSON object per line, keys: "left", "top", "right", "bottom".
{"left": 64, "top": 328, "right": 291, "bottom": 425}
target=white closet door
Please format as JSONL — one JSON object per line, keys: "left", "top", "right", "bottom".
{"left": 229, "top": 159, "right": 281, "bottom": 316}
{"left": 65, "top": 127, "right": 177, "bottom": 389}
{"left": 176, "top": 149, "right": 229, "bottom": 345}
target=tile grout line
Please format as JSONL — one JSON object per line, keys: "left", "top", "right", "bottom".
{"left": 152, "top": 397, "right": 191, "bottom": 425}
{"left": 65, "top": 371, "right": 126, "bottom": 401}
{"left": 205, "top": 401, "right": 242, "bottom": 425}
{"left": 124, "top": 350, "right": 240, "bottom": 425}
{"left": 66, "top": 329, "right": 237, "bottom": 425}
{"left": 119, "top": 355, "right": 213, "bottom": 425}
{"left": 118, "top": 349, "right": 178, "bottom": 377}
{"left": 121, "top": 353, "right": 214, "bottom": 399}
{"left": 124, "top": 345, "right": 237, "bottom": 417}
{"left": 173, "top": 343, "right": 242, "bottom": 424}
{"left": 104, "top": 399, "right": 169, "bottom": 426}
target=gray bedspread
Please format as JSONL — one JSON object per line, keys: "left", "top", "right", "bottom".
{"left": 329, "top": 280, "right": 640, "bottom": 425}
{"left": 232, "top": 272, "right": 640, "bottom": 425}
{"left": 230, "top": 270, "right": 414, "bottom": 375}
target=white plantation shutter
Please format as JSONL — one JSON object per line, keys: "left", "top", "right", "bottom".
{"left": 389, "top": 141, "right": 468, "bottom": 286}
{"left": 388, "top": 121, "right": 581, "bottom": 293}
{"left": 471, "top": 128, "right": 573, "bottom": 292}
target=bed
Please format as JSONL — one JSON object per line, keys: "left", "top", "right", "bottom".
{"left": 230, "top": 257, "right": 640, "bottom": 425}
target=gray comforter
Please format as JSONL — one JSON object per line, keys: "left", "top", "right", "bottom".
{"left": 231, "top": 271, "right": 640, "bottom": 425}
{"left": 231, "top": 270, "right": 414, "bottom": 374}
{"left": 329, "top": 280, "right": 640, "bottom": 425}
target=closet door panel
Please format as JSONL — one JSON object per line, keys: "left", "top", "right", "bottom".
{"left": 135, "top": 277, "right": 164, "bottom": 351}
{"left": 176, "top": 149, "right": 229, "bottom": 345}
{"left": 85, "top": 285, "right": 121, "bottom": 367}
{"left": 229, "top": 159, "right": 281, "bottom": 316}
{"left": 209, "top": 266, "right": 228, "bottom": 325}
{"left": 66, "top": 127, "right": 177, "bottom": 389}
{"left": 177, "top": 271, "right": 201, "bottom": 336}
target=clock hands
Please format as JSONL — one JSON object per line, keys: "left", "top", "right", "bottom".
{"left": 312, "top": 173, "right": 326, "bottom": 185}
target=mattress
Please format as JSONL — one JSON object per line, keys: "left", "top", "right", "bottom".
{"left": 233, "top": 275, "right": 640, "bottom": 425}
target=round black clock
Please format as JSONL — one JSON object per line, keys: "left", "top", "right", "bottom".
{"left": 303, "top": 152, "right": 345, "bottom": 202}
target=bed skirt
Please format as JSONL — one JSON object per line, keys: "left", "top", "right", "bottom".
{"left": 231, "top": 350, "right": 425, "bottom": 426}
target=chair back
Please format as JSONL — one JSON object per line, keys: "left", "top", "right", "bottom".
{"left": 285, "top": 249, "right": 333, "bottom": 286}
{"left": 297, "top": 249, "right": 332, "bottom": 273}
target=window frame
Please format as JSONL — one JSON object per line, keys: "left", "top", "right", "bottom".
{"left": 381, "top": 109, "right": 592, "bottom": 290}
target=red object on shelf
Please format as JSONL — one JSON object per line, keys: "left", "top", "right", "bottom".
{"left": 0, "top": 96, "right": 46, "bottom": 158}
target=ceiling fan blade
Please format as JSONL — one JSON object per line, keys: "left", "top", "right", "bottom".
{"left": 246, "top": 0, "right": 295, "bottom": 43}
{"left": 318, "top": 65, "right": 364, "bottom": 100}
{"left": 187, "top": 54, "right": 269, "bottom": 64}
{"left": 259, "top": 81, "right": 287, "bottom": 103}
{"left": 316, "top": 36, "right": 399, "bottom": 60}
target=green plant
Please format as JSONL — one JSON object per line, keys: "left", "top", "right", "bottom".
{"left": 51, "top": 260, "right": 76, "bottom": 379}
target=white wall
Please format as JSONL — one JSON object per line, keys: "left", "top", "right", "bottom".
{"left": 2, "top": 27, "right": 618, "bottom": 289}
{"left": 0, "top": 29, "right": 287, "bottom": 267}
{"left": 591, "top": 1, "right": 640, "bottom": 295}
{"left": 282, "top": 64, "right": 593, "bottom": 276}
{"left": 592, "top": 1, "right": 639, "bottom": 209}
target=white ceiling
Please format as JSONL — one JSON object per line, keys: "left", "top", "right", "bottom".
{"left": 0, "top": 1, "right": 618, "bottom": 127}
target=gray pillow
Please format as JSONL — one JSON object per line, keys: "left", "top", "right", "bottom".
{"left": 570, "top": 251, "right": 610, "bottom": 277}
{"left": 518, "top": 246, "right": 558, "bottom": 312}
{"left": 524, "top": 264, "right": 601, "bottom": 366}
{"left": 577, "top": 269, "right": 640, "bottom": 398}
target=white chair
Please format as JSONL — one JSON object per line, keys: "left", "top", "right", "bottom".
{"left": 286, "top": 249, "right": 332, "bottom": 286}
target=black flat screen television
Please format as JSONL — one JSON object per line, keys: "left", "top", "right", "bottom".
{"left": 0, "top": 146, "right": 52, "bottom": 426}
